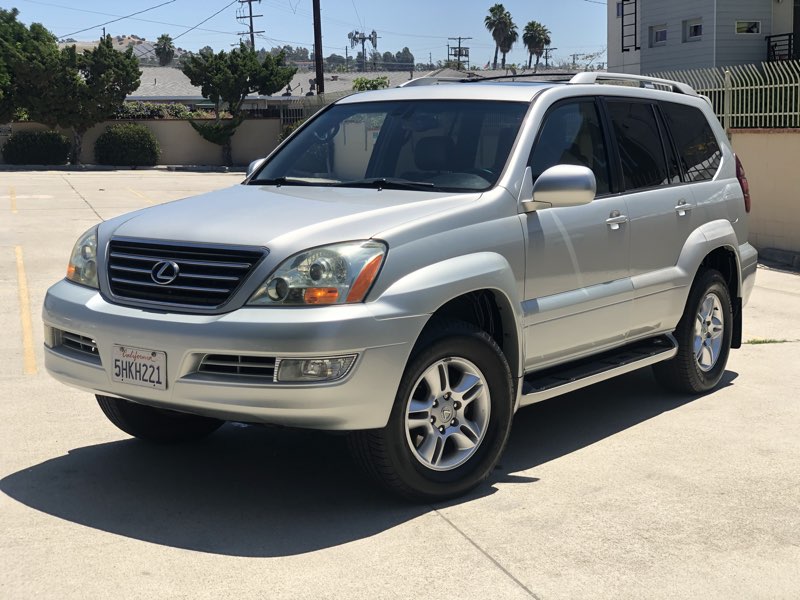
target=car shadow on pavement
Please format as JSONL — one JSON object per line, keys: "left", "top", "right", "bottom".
{"left": 1, "top": 368, "right": 737, "bottom": 557}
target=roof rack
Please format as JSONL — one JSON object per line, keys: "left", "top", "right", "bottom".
{"left": 569, "top": 72, "right": 698, "bottom": 96}
{"left": 399, "top": 71, "right": 577, "bottom": 87}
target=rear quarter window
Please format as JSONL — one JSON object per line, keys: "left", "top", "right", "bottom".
{"left": 660, "top": 102, "right": 722, "bottom": 182}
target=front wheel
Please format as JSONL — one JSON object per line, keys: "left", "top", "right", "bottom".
{"left": 349, "top": 320, "right": 514, "bottom": 501}
{"left": 653, "top": 269, "right": 733, "bottom": 394}
{"left": 96, "top": 395, "right": 224, "bottom": 443}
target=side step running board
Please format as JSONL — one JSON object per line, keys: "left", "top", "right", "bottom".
{"left": 519, "top": 334, "right": 678, "bottom": 407}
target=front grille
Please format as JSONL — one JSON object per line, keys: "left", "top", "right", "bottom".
{"left": 198, "top": 354, "right": 277, "bottom": 380}
{"left": 107, "top": 238, "right": 266, "bottom": 309}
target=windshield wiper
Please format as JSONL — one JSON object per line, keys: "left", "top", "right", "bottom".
{"left": 250, "top": 177, "right": 318, "bottom": 186}
{"left": 330, "top": 177, "right": 438, "bottom": 191}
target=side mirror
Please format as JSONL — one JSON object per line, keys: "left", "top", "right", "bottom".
{"left": 246, "top": 158, "right": 267, "bottom": 178}
{"left": 520, "top": 164, "right": 597, "bottom": 213}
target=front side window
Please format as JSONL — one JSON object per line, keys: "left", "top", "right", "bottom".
{"left": 253, "top": 100, "right": 528, "bottom": 193}
{"left": 607, "top": 100, "right": 668, "bottom": 191}
{"left": 660, "top": 102, "right": 721, "bottom": 182}
{"left": 528, "top": 100, "right": 611, "bottom": 196}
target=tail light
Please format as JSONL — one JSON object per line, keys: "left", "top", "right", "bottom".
{"left": 735, "top": 154, "right": 751, "bottom": 213}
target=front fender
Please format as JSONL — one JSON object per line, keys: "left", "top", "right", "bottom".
{"left": 370, "top": 252, "right": 525, "bottom": 380}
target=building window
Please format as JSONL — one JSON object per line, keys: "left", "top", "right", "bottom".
{"left": 649, "top": 25, "right": 667, "bottom": 47}
{"left": 616, "top": 2, "right": 623, "bottom": 18}
{"left": 683, "top": 18, "right": 703, "bottom": 42}
{"left": 735, "top": 21, "right": 761, "bottom": 34}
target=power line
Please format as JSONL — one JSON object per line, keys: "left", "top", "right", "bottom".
{"left": 61, "top": 0, "right": 176, "bottom": 38}
{"left": 22, "top": 1, "right": 239, "bottom": 38}
{"left": 172, "top": 0, "right": 238, "bottom": 43}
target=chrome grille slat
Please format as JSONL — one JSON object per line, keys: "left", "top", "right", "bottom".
{"left": 108, "top": 251, "right": 252, "bottom": 270}
{"left": 110, "top": 276, "right": 232, "bottom": 294}
{"left": 107, "top": 239, "right": 266, "bottom": 309}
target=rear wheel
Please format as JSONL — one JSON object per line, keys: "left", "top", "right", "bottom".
{"left": 349, "top": 320, "right": 514, "bottom": 501}
{"left": 96, "top": 395, "right": 223, "bottom": 443}
{"left": 653, "top": 269, "right": 733, "bottom": 394}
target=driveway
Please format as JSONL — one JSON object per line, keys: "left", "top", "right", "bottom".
{"left": 2, "top": 171, "right": 799, "bottom": 599}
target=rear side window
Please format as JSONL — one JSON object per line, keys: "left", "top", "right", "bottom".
{"left": 660, "top": 102, "right": 722, "bottom": 182}
{"left": 606, "top": 101, "right": 669, "bottom": 191}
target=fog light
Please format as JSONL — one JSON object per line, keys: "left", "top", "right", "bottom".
{"left": 276, "top": 355, "right": 357, "bottom": 382}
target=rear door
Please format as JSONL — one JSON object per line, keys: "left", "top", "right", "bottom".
{"left": 603, "top": 98, "right": 711, "bottom": 336}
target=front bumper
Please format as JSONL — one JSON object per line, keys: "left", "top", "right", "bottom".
{"left": 43, "top": 280, "right": 428, "bottom": 430}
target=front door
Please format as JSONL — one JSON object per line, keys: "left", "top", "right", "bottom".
{"left": 522, "top": 99, "right": 632, "bottom": 370}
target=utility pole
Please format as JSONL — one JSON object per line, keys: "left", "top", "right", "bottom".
{"left": 448, "top": 36, "right": 472, "bottom": 70}
{"left": 312, "top": 0, "right": 324, "bottom": 94}
{"left": 238, "top": 0, "right": 264, "bottom": 50}
{"left": 543, "top": 46, "right": 557, "bottom": 68}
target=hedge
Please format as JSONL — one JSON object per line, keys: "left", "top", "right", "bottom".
{"left": 1, "top": 130, "right": 71, "bottom": 165}
{"left": 94, "top": 123, "right": 161, "bottom": 166}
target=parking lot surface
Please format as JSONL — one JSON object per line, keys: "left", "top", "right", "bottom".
{"left": 2, "top": 171, "right": 799, "bottom": 599}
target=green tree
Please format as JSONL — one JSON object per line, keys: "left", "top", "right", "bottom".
{"left": 182, "top": 44, "right": 295, "bottom": 165}
{"left": 11, "top": 33, "right": 139, "bottom": 163}
{"left": 154, "top": 33, "right": 175, "bottom": 67}
{"left": 0, "top": 8, "right": 59, "bottom": 124}
{"left": 352, "top": 76, "right": 389, "bottom": 91}
{"left": 484, "top": 4, "right": 510, "bottom": 70}
{"left": 523, "top": 21, "right": 551, "bottom": 72}
{"left": 395, "top": 47, "right": 414, "bottom": 71}
{"left": 498, "top": 16, "right": 518, "bottom": 69}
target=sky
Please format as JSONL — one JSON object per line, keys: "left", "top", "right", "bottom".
{"left": 9, "top": 0, "right": 609, "bottom": 68}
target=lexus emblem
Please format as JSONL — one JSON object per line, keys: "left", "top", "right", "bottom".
{"left": 151, "top": 260, "right": 180, "bottom": 285}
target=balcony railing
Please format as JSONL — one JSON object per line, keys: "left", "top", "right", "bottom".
{"left": 767, "top": 33, "right": 798, "bottom": 62}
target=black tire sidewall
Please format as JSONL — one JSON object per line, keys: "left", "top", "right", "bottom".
{"left": 676, "top": 271, "right": 733, "bottom": 391}
{"left": 381, "top": 326, "right": 514, "bottom": 499}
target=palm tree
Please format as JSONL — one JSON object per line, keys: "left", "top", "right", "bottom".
{"left": 499, "top": 17, "right": 518, "bottom": 70}
{"left": 523, "top": 21, "right": 551, "bottom": 72}
{"left": 154, "top": 33, "right": 175, "bottom": 67}
{"left": 484, "top": 4, "right": 509, "bottom": 70}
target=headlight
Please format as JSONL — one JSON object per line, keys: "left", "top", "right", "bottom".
{"left": 249, "top": 241, "right": 386, "bottom": 306}
{"left": 66, "top": 226, "right": 99, "bottom": 289}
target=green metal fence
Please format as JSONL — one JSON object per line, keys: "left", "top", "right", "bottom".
{"left": 651, "top": 60, "right": 800, "bottom": 130}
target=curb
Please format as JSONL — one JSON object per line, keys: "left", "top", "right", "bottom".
{"left": 759, "top": 248, "right": 800, "bottom": 272}
{"left": 0, "top": 164, "right": 247, "bottom": 173}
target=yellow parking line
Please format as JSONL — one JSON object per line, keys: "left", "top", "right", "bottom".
{"left": 128, "top": 187, "right": 154, "bottom": 204}
{"left": 15, "top": 246, "right": 38, "bottom": 375}
{"left": 10, "top": 187, "right": 17, "bottom": 214}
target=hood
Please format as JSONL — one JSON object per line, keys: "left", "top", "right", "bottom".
{"left": 108, "top": 184, "right": 480, "bottom": 248}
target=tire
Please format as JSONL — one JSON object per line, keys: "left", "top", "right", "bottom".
{"left": 96, "top": 395, "right": 224, "bottom": 443}
{"left": 349, "top": 320, "right": 514, "bottom": 501}
{"left": 653, "top": 269, "right": 733, "bottom": 394}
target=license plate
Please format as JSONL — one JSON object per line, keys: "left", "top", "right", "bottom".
{"left": 112, "top": 345, "right": 167, "bottom": 390}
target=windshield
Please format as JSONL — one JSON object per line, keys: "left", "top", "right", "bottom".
{"left": 252, "top": 99, "right": 528, "bottom": 192}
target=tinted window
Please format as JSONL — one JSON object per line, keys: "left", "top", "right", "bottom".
{"left": 607, "top": 101, "right": 669, "bottom": 191}
{"left": 661, "top": 102, "right": 721, "bottom": 182}
{"left": 528, "top": 100, "right": 611, "bottom": 196}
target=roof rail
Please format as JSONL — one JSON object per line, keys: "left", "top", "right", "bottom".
{"left": 569, "top": 72, "right": 698, "bottom": 96}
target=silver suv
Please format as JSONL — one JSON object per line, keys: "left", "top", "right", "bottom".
{"left": 43, "top": 72, "right": 758, "bottom": 500}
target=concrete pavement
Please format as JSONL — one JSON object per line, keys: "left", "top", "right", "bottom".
{"left": 1, "top": 171, "right": 799, "bottom": 599}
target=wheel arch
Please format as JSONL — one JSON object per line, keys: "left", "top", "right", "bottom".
{"left": 374, "top": 252, "right": 525, "bottom": 379}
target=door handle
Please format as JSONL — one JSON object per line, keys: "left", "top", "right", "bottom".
{"left": 605, "top": 211, "right": 628, "bottom": 230}
{"left": 675, "top": 200, "right": 694, "bottom": 216}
